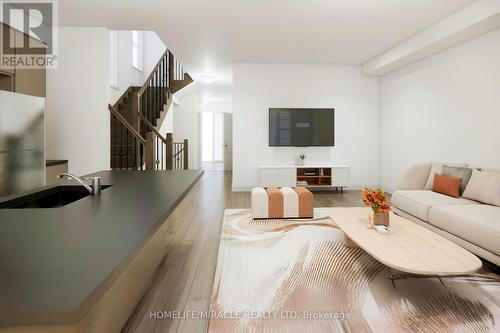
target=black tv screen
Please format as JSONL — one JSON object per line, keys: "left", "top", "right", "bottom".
{"left": 269, "top": 108, "right": 335, "bottom": 147}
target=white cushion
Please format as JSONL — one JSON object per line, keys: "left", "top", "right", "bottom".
{"left": 251, "top": 187, "right": 268, "bottom": 218}
{"left": 391, "top": 190, "right": 478, "bottom": 221}
{"left": 469, "top": 166, "right": 500, "bottom": 174}
{"left": 429, "top": 205, "right": 500, "bottom": 255}
{"left": 424, "top": 162, "right": 467, "bottom": 190}
{"left": 395, "top": 163, "right": 431, "bottom": 190}
{"left": 280, "top": 187, "right": 298, "bottom": 218}
{"left": 462, "top": 169, "right": 500, "bottom": 207}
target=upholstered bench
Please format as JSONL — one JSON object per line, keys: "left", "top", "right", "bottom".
{"left": 251, "top": 186, "right": 313, "bottom": 219}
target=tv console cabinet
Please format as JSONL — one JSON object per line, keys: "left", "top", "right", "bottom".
{"left": 259, "top": 165, "right": 350, "bottom": 192}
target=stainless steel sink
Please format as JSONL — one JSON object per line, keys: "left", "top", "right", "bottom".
{"left": 0, "top": 185, "right": 111, "bottom": 209}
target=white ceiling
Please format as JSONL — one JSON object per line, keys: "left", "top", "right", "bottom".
{"left": 60, "top": 0, "right": 474, "bottom": 109}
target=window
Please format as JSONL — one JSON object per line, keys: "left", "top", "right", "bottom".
{"left": 109, "top": 31, "right": 119, "bottom": 88}
{"left": 132, "top": 31, "right": 144, "bottom": 72}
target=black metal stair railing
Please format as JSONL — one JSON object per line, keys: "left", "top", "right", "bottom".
{"left": 137, "top": 50, "right": 169, "bottom": 135}
{"left": 137, "top": 111, "right": 168, "bottom": 170}
{"left": 108, "top": 104, "right": 145, "bottom": 170}
{"left": 172, "top": 141, "right": 187, "bottom": 170}
{"left": 109, "top": 48, "right": 190, "bottom": 171}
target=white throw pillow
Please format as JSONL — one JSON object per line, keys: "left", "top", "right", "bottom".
{"left": 482, "top": 167, "right": 500, "bottom": 174}
{"left": 462, "top": 169, "right": 500, "bottom": 206}
{"left": 424, "top": 162, "right": 467, "bottom": 190}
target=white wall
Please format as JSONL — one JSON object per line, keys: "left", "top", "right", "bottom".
{"left": 144, "top": 31, "right": 167, "bottom": 75}
{"left": 172, "top": 88, "right": 201, "bottom": 169}
{"left": 46, "top": 27, "right": 110, "bottom": 176}
{"left": 110, "top": 31, "right": 166, "bottom": 103}
{"left": 380, "top": 28, "right": 500, "bottom": 192}
{"left": 46, "top": 29, "right": 168, "bottom": 176}
{"left": 158, "top": 102, "right": 174, "bottom": 135}
{"left": 110, "top": 30, "right": 144, "bottom": 102}
{"left": 232, "top": 63, "right": 380, "bottom": 191}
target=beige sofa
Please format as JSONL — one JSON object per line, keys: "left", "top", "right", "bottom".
{"left": 392, "top": 163, "right": 500, "bottom": 266}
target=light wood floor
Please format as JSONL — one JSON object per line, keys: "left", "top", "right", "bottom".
{"left": 123, "top": 170, "right": 363, "bottom": 333}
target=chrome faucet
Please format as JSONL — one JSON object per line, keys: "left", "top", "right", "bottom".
{"left": 58, "top": 173, "right": 102, "bottom": 196}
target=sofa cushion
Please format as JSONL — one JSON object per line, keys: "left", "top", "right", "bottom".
{"left": 395, "top": 163, "right": 431, "bottom": 190}
{"left": 432, "top": 174, "right": 462, "bottom": 198}
{"left": 391, "top": 190, "right": 478, "bottom": 221}
{"left": 428, "top": 205, "right": 500, "bottom": 255}
{"left": 424, "top": 163, "right": 467, "bottom": 190}
{"left": 441, "top": 165, "right": 473, "bottom": 195}
{"left": 463, "top": 169, "right": 500, "bottom": 207}
{"left": 471, "top": 167, "right": 500, "bottom": 174}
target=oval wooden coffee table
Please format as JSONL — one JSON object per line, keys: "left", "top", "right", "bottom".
{"left": 329, "top": 207, "right": 482, "bottom": 284}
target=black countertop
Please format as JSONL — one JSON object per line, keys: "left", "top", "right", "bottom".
{"left": 46, "top": 159, "right": 68, "bottom": 167}
{"left": 0, "top": 169, "right": 203, "bottom": 327}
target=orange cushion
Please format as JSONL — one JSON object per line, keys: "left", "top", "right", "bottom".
{"left": 432, "top": 173, "right": 462, "bottom": 198}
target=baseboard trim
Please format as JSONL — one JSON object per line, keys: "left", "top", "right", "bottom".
{"left": 231, "top": 185, "right": 371, "bottom": 192}
{"left": 232, "top": 186, "right": 252, "bottom": 192}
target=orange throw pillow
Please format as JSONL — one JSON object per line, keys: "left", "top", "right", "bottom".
{"left": 432, "top": 173, "right": 462, "bottom": 198}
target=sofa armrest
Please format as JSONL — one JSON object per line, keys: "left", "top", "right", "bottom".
{"left": 395, "top": 163, "right": 432, "bottom": 191}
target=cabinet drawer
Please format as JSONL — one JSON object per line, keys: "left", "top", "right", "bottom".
{"left": 278, "top": 168, "right": 296, "bottom": 187}
{"left": 332, "top": 168, "right": 350, "bottom": 186}
{"left": 260, "top": 168, "right": 278, "bottom": 187}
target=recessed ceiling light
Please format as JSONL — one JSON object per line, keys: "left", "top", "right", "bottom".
{"left": 199, "top": 75, "right": 216, "bottom": 84}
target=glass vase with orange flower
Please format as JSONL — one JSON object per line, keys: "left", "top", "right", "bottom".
{"left": 361, "top": 187, "right": 392, "bottom": 226}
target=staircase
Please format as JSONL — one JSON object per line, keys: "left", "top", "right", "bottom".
{"left": 109, "top": 50, "right": 193, "bottom": 170}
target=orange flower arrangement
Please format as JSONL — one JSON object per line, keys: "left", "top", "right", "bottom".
{"left": 361, "top": 187, "right": 392, "bottom": 212}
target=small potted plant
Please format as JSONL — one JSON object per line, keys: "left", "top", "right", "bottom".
{"left": 361, "top": 187, "right": 391, "bottom": 226}
{"left": 297, "top": 154, "right": 305, "bottom": 166}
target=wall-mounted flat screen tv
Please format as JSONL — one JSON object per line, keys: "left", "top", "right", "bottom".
{"left": 269, "top": 108, "right": 335, "bottom": 147}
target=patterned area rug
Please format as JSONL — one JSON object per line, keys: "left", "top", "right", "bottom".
{"left": 208, "top": 208, "right": 500, "bottom": 333}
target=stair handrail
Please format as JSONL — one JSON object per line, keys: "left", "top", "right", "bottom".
{"left": 137, "top": 49, "right": 169, "bottom": 97}
{"left": 108, "top": 104, "right": 146, "bottom": 144}
{"left": 136, "top": 111, "right": 167, "bottom": 144}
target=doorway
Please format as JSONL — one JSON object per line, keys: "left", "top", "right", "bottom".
{"left": 201, "top": 112, "right": 232, "bottom": 171}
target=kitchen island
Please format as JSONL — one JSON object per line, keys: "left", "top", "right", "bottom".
{"left": 0, "top": 170, "right": 203, "bottom": 333}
